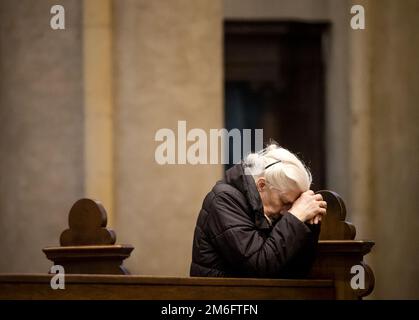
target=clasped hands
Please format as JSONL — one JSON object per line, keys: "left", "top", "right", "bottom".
{"left": 289, "top": 190, "right": 327, "bottom": 225}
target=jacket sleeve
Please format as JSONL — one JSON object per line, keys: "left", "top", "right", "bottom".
{"left": 279, "top": 223, "right": 321, "bottom": 278}
{"left": 207, "top": 191, "right": 314, "bottom": 278}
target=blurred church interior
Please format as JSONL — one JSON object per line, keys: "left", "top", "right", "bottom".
{"left": 0, "top": 0, "right": 418, "bottom": 299}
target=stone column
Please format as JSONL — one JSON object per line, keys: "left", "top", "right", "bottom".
{"left": 0, "top": 0, "right": 84, "bottom": 273}
{"left": 83, "top": 0, "right": 115, "bottom": 226}
{"left": 112, "top": 0, "right": 223, "bottom": 276}
{"left": 368, "top": 0, "right": 419, "bottom": 299}
{"left": 349, "top": 0, "right": 419, "bottom": 299}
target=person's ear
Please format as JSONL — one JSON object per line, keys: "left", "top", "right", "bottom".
{"left": 256, "top": 178, "right": 266, "bottom": 192}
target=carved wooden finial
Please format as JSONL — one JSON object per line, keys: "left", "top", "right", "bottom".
{"left": 60, "top": 198, "right": 116, "bottom": 246}
{"left": 316, "top": 190, "right": 356, "bottom": 240}
{"left": 311, "top": 190, "right": 375, "bottom": 298}
{"left": 43, "top": 198, "right": 133, "bottom": 275}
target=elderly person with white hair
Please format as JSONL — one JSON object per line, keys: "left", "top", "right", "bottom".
{"left": 190, "top": 143, "right": 327, "bottom": 278}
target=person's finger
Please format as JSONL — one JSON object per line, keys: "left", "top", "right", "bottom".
{"left": 320, "top": 201, "right": 327, "bottom": 209}
{"left": 306, "top": 190, "right": 315, "bottom": 195}
{"left": 318, "top": 216, "right": 322, "bottom": 222}
{"left": 314, "top": 215, "right": 319, "bottom": 224}
{"left": 319, "top": 208, "right": 327, "bottom": 215}
{"left": 314, "top": 194, "right": 323, "bottom": 201}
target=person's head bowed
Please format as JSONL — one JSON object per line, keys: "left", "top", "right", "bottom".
{"left": 244, "top": 143, "right": 312, "bottom": 216}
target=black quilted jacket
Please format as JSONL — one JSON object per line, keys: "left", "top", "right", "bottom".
{"left": 190, "top": 163, "right": 320, "bottom": 278}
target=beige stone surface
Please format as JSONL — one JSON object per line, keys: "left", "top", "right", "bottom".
{"left": 83, "top": 0, "right": 115, "bottom": 226}
{"left": 0, "top": 0, "right": 84, "bottom": 273}
{"left": 367, "top": 0, "right": 419, "bottom": 299}
{"left": 349, "top": 0, "right": 372, "bottom": 241}
{"left": 224, "top": 0, "right": 330, "bottom": 20}
{"left": 112, "top": 0, "right": 223, "bottom": 276}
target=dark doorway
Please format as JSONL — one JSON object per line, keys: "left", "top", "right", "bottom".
{"left": 224, "top": 21, "right": 329, "bottom": 190}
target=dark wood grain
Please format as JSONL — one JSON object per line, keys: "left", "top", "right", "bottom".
{"left": 317, "top": 190, "right": 356, "bottom": 240}
{"left": 0, "top": 274, "right": 335, "bottom": 300}
{"left": 60, "top": 198, "right": 116, "bottom": 246}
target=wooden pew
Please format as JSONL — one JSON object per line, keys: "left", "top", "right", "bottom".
{"left": 309, "top": 190, "right": 375, "bottom": 299}
{"left": 0, "top": 190, "right": 374, "bottom": 300}
{"left": 0, "top": 275, "right": 335, "bottom": 300}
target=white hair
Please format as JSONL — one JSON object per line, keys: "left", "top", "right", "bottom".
{"left": 243, "top": 143, "right": 312, "bottom": 193}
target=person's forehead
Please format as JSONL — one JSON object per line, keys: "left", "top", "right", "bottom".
{"left": 282, "top": 190, "right": 301, "bottom": 203}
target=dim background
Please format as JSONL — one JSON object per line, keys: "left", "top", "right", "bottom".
{"left": 0, "top": 0, "right": 418, "bottom": 299}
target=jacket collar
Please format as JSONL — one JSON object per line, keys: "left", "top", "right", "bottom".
{"left": 223, "top": 163, "right": 271, "bottom": 230}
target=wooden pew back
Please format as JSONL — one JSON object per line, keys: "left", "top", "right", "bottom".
{"left": 0, "top": 190, "right": 374, "bottom": 299}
